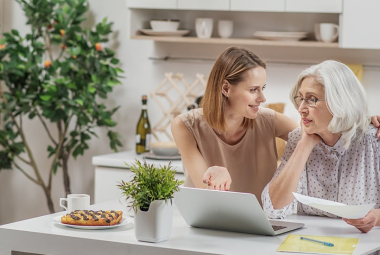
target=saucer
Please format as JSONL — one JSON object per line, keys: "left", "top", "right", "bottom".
{"left": 142, "top": 152, "right": 181, "bottom": 160}
{"left": 140, "top": 29, "right": 190, "bottom": 37}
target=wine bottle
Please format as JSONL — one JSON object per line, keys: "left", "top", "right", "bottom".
{"left": 136, "top": 95, "right": 151, "bottom": 154}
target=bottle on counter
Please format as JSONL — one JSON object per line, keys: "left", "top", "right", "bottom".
{"left": 136, "top": 95, "right": 152, "bottom": 154}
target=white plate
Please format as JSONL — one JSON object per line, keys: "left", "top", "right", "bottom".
{"left": 142, "top": 152, "right": 181, "bottom": 160}
{"left": 53, "top": 216, "right": 133, "bottom": 230}
{"left": 254, "top": 31, "right": 308, "bottom": 36}
{"left": 254, "top": 34, "right": 307, "bottom": 41}
{"left": 140, "top": 29, "right": 190, "bottom": 37}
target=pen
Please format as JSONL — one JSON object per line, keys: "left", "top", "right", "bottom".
{"left": 300, "top": 236, "right": 334, "bottom": 247}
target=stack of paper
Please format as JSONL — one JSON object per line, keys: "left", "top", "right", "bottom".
{"left": 292, "top": 192, "right": 376, "bottom": 219}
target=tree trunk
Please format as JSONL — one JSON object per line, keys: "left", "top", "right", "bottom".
{"left": 43, "top": 185, "right": 55, "bottom": 213}
{"left": 62, "top": 150, "right": 71, "bottom": 197}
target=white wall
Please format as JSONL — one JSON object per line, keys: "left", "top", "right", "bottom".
{"left": 0, "top": 0, "right": 379, "bottom": 225}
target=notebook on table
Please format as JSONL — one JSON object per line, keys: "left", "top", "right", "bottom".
{"left": 174, "top": 187, "right": 304, "bottom": 236}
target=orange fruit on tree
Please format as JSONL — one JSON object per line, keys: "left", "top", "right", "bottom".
{"left": 44, "top": 60, "right": 52, "bottom": 67}
{"left": 95, "top": 43, "right": 102, "bottom": 51}
{"left": 0, "top": 45, "right": 5, "bottom": 50}
{"left": 60, "top": 29, "right": 65, "bottom": 36}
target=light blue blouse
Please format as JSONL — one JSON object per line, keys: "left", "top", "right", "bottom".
{"left": 262, "top": 125, "right": 380, "bottom": 219}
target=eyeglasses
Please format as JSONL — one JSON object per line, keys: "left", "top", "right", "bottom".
{"left": 293, "top": 96, "right": 325, "bottom": 107}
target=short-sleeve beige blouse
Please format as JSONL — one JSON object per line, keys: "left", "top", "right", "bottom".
{"left": 179, "top": 107, "right": 278, "bottom": 205}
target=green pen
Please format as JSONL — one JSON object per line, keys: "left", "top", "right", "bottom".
{"left": 300, "top": 236, "right": 334, "bottom": 247}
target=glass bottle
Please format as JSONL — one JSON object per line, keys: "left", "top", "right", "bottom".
{"left": 136, "top": 95, "right": 151, "bottom": 154}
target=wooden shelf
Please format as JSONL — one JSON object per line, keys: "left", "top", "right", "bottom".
{"left": 131, "top": 35, "right": 339, "bottom": 48}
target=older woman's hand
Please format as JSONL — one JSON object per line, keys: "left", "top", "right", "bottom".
{"left": 300, "top": 123, "right": 322, "bottom": 149}
{"left": 342, "top": 209, "right": 380, "bottom": 233}
{"left": 202, "top": 166, "right": 232, "bottom": 191}
{"left": 371, "top": 115, "right": 380, "bottom": 139}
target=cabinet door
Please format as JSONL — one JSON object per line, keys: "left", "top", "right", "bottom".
{"left": 177, "top": 0, "right": 229, "bottom": 11}
{"left": 127, "top": 0, "right": 177, "bottom": 9}
{"left": 286, "top": 0, "right": 342, "bottom": 13}
{"left": 231, "top": 0, "right": 285, "bottom": 12}
{"left": 340, "top": 0, "right": 380, "bottom": 49}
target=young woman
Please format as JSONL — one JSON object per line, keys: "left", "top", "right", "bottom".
{"left": 171, "top": 47, "right": 297, "bottom": 205}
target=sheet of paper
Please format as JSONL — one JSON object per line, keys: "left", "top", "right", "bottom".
{"left": 293, "top": 192, "right": 376, "bottom": 219}
{"left": 277, "top": 234, "right": 359, "bottom": 254}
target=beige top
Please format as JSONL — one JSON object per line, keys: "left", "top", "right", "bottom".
{"left": 179, "top": 107, "right": 278, "bottom": 205}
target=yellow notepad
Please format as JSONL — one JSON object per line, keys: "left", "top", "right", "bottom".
{"left": 277, "top": 234, "right": 359, "bottom": 254}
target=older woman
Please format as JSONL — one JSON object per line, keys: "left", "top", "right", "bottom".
{"left": 262, "top": 60, "right": 380, "bottom": 233}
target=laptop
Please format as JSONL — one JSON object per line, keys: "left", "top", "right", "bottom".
{"left": 174, "top": 187, "right": 304, "bottom": 236}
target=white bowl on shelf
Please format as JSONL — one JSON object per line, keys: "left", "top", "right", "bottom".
{"left": 150, "top": 19, "right": 180, "bottom": 32}
{"left": 150, "top": 142, "right": 179, "bottom": 156}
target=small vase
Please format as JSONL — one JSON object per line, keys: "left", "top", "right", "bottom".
{"left": 134, "top": 199, "right": 173, "bottom": 242}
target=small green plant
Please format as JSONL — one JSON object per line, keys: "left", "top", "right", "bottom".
{"left": 118, "top": 159, "right": 184, "bottom": 213}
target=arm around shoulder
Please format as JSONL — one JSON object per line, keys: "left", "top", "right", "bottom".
{"left": 274, "top": 112, "right": 298, "bottom": 141}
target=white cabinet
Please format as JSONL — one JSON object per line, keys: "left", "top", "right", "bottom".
{"left": 231, "top": 0, "right": 285, "bottom": 12}
{"left": 340, "top": 0, "right": 380, "bottom": 49}
{"left": 177, "top": 0, "right": 229, "bottom": 11}
{"left": 127, "top": 0, "right": 177, "bottom": 9}
{"left": 285, "top": 0, "right": 342, "bottom": 13}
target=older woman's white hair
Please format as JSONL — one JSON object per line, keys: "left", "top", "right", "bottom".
{"left": 290, "top": 60, "right": 370, "bottom": 149}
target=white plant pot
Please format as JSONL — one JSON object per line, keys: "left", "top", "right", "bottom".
{"left": 134, "top": 199, "right": 173, "bottom": 243}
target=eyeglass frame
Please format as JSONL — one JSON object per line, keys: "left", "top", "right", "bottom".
{"left": 293, "top": 96, "right": 325, "bottom": 107}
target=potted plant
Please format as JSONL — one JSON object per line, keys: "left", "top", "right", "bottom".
{"left": 118, "top": 159, "right": 184, "bottom": 243}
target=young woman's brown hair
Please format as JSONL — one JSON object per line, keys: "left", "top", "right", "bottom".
{"left": 202, "top": 47, "right": 266, "bottom": 133}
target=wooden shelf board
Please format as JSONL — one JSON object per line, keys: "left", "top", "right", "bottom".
{"left": 131, "top": 35, "right": 339, "bottom": 48}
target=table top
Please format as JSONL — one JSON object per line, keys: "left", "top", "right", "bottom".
{"left": 1, "top": 199, "right": 379, "bottom": 255}
{"left": 92, "top": 150, "right": 184, "bottom": 173}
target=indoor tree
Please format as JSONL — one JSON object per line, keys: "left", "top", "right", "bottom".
{"left": 0, "top": 0, "right": 123, "bottom": 213}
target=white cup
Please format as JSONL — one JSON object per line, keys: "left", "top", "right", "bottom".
{"left": 218, "top": 20, "right": 233, "bottom": 38}
{"left": 195, "top": 18, "right": 213, "bottom": 39}
{"left": 314, "top": 23, "right": 322, "bottom": 41}
{"left": 319, "top": 23, "right": 339, "bottom": 43}
{"left": 60, "top": 194, "right": 90, "bottom": 212}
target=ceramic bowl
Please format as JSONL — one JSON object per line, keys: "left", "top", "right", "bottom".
{"left": 150, "top": 142, "right": 179, "bottom": 156}
{"left": 150, "top": 19, "right": 180, "bottom": 32}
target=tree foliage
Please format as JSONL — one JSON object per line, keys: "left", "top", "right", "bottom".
{"left": 0, "top": 0, "right": 123, "bottom": 213}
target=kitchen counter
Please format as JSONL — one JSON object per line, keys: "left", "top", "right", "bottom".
{"left": 92, "top": 150, "right": 183, "bottom": 173}
{"left": 92, "top": 150, "right": 184, "bottom": 203}
{"left": 1, "top": 199, "right": 379, "bottom": 255}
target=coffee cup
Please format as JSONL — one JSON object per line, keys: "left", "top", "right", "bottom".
{"left": 195, "top": 18, "right": 213, "bottom": 39}
{"left": 314, "top": 23, "right": 322, "bottom": 41}
{"left": 218, "top": 20, "right": 233, "bottom": 38}
{"left": 60, "top": 194, "right": 90, "bottom": 212}
{"left": 319, "top": 23, "right": 339, "bottom": 43}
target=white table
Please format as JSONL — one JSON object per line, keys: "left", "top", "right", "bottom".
{"left": 92, "top": 150, "right": 184, "bottom": 203}
{"left": 1, "top": 199, "right": 380, "bottom": 255}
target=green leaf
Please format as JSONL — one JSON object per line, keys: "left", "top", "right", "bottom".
{"left": 107, "top": 80, "right": 120, "bottom": 87}
{"left": 110, "top": 58, "right": 119, "bottom": 65}
{"left": 40, "top": 95, "right": 51, "bottom": 101}
{"left": 11, "top": 30, "right": 19, "bottom": 36}
{"left": 88, "top": 86, "right": 96, "bottom": 93}
{"left": 75, "top": 99, "right": 83, "bottom": 106}
{"left": 0, "top": 38, "right": 6, "bottom": 44}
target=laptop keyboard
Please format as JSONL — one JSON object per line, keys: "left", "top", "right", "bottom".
{"left": 272, "top": 225, "right": 287, "bottom": 231}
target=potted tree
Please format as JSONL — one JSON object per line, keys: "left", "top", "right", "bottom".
{"left": 0, "top": 0, "right": 123, "bottom": 213}
{"left": 118, "top": 160, "right": 184, "bottom": 243}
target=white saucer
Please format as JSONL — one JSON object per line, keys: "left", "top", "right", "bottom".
{"left": 253, "top": 31, "right": 308, "bottom": 41}
{"left": 142, "top": 152, "right": 181, "bottom": 160}
{"left": 53, "top": 216, "right": 133, "bottom": 230}
{"left": 140, "top": 29, "right": 190, "bottom": 37}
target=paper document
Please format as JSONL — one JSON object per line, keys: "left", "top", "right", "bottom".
{"left": 292, "top": 192, "right": 376, "bottom": 219}
{"left": 277, "top": 234, "right": 359, "bottom": 254}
